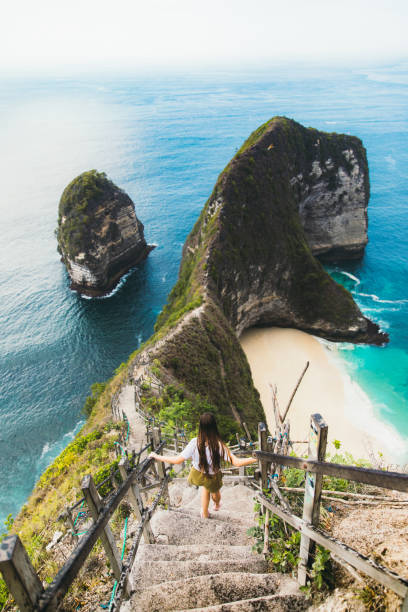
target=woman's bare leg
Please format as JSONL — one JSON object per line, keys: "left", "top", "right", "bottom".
{"left": 211, "top": 490, "right": 221, "bottom": 510}
{"left": 201, "top": 487, "right": 211, "bottom": 518}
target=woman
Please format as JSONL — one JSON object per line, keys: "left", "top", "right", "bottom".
{"left": 149, "top": 412, "right": 257, "bottom": 518}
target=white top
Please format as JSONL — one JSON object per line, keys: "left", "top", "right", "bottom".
{"left": 180, "top": 437, "right": 230, "bottom": 475}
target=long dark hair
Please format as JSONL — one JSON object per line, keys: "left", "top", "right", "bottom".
{"left": 197, "top": 412, "right": 228, "bottom": 475}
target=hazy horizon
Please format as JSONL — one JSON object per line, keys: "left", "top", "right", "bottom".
{"left": 1, "top": 0, "right": 407, "bottom": 75}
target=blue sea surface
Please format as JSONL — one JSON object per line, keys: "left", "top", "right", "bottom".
{"left": 0, "top": 65, "right": 407, "bottom": 527}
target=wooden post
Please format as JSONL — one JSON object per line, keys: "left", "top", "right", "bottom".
{"left": 257, "top": 422, "right": 268, "bottom": 492}
{"left": 65, "top": 506, "right": 78, "bottom": 543}
{"left": 281, "top": 362, "right": 309, "bottom": 423}
{"left": 174, "top": 430, "right": 179, "bottom": 453}
{"left": 298, "top": 413, "right": 328, "bottom": 586}
{"left": 262, "top": 508, "right": 270, "bottom": 555}
{"left": 110, "top": 466, "right": 119, "bottom": 490}
{"left": 0, "top": 535, "right": 43, "bottom": 611}
{"left": 81, "top": 475, "right": 122, "bottom": 580}
{"left": 270, "top": 384, "right": 283, "bottom": 428}
{"left": 242, "top": 422, "right": 252, "bottom": 441}
{"left": 119, "top": 458, "right": 154, "bottom": 544}
{"left": 152, "top": 426, "right": 169, "bottom": 503}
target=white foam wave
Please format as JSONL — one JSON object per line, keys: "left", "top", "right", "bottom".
{"left": 338, "top": 270, "right": 360, "bottom": 285}
{"left": 323, "top": 345, "right": 408, "bottom": 465}
{"left": 357, "top": 292, "right": 408, "bottom": 305}
{"left": 315, "top": 337, "right": 356, "bottom": 353}
{"left": 362, "top": 307, "right": 400, "bottom": 314}
{"left": 79, "top": 267, "right": 139, "bottom": 300}
{"left": 40, "top": 442, "right": 50, "bottom": 459}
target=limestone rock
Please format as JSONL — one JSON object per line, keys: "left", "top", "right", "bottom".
{"left": 294, "top": 137, "right": 369, "bottom": 261}
{"left": 56, "top": 170, "right": 154, "bottom": 297}
{"left": 179, "top": 116, "right": 385, "bottom": 343}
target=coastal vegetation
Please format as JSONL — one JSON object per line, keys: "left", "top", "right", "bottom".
{"left": 56, "top": 170, "right": 108, "bottom": 259}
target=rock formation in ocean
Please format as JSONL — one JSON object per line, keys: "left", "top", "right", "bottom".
{"left": 56, "top": 170, "right": 154, "bottom": 297}
{"left": 127, "top": 117, "right": 387, "bottom": 432}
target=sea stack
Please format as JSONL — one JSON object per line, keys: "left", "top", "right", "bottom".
{"left": 56, "top": 170, "right": 154, "bottom": 297}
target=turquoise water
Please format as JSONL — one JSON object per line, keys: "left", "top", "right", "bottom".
{"left": 1, "top": 65, "right": 407, "bottom": 526}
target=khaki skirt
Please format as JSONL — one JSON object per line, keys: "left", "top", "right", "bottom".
{"left": 188, "top": 467, "right": 223, "bottom": 493}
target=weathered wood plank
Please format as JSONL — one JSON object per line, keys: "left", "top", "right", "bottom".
{"left": 257, "top": 493, "right": 408, "bottom": 599}
{"left": 153, "top": 426, "right": 169, "bottom": 502}
{"left": 254, "top": 452, "right": 408, "bottom": 492}
{"left": 81, "top": 475, "right": 122, "bottom": 580}
{"left": 257, "top": 423, "right": 268, "bottom": 491}
{"left": 281, "top": 361, "right": 309, "bottom": 423}
{"left": 35, "top": 451, "right": 164, "bottom": 610}
{"left": 242, "top": 422, "right": 252, "bottom": 441}
{"left": 0, "top": 535, "right": 43, "bottom": 611}
{"left": 119, "top": 458, "right": 154, "bottom": 544}
{"left": 298, "top": 414, "right": 328, "bottom": 586}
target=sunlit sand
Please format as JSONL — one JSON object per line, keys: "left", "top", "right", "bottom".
{"left": 240, "top": 327, "right": 401, "bottom": 464}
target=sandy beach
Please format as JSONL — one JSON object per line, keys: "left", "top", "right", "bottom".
{"left": 240, "top": 327, "right": 405, "bottom": 465}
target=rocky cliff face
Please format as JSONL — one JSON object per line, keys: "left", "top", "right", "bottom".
{"left": 174, "top": 116, "right": 384, "bottom": 343}
{"left": 293, "top": 129, "right": 369, "bottom": 261}
{"left": 57, "top": 170, "right": 154, "bottom": 296}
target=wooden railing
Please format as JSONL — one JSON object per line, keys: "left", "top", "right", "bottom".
{"left": 254, "top": 414, "right": 408, "bottom": 609}
{"left": 0, "top": 428, "right": 169, "bottom": 612}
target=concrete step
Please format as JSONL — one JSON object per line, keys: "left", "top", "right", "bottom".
{"left": 123, "top": 572, "right": 284, "bottom": 611}
{"left": 170, "top": 482, "right": 256, "bottom": 517}
{"left": 136, "top": 543, "right": 255, "bottom": 562}
{"left": 168, "top": 506, "right": 255, "bottom": 528}
{"left": 130, "top": 557, "right": 269, "bottom": 589}
{"left": 150, "top": 509, "right": 251, "bottom": 546}
{"left": 182, "top": 593, "right": 308, "bottom": 611}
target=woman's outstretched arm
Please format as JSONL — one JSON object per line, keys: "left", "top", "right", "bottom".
{"left": 149, "top": 451, "right": 186, "bottom": 465}
{"left": 228, "top": 452, "right": 257, "bottom": 468}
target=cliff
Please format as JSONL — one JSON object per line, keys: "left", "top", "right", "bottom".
{"left": 156, "top": 116, "right": 385, "bottom": 344}
{"left": 56, "top": 170, "right": 154, "bottom": 297}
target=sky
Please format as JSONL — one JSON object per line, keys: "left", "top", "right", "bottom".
{"left": 1, "top": 0, "right": 407, "bottom": 73}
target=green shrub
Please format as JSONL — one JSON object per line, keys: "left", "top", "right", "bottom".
{"left": 94, "top": 460, "right": 121, "bottom": 498}
{"left": 82, "top": 382, "right": 107, "bottom": 417}
{"left": 0, "top": 578, "right": 9, "bottom": 610}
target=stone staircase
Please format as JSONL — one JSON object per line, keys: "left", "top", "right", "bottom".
{"left": 121, "top": 480, "right": 307, "bottom": 611}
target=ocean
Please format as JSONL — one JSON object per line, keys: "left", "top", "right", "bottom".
{"left": 1, "top": 64, "right": 407, "bottom": 527}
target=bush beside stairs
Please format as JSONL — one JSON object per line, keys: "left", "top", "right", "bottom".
{"left": 121, "top": 479, "right": 307, "bottom": 611}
